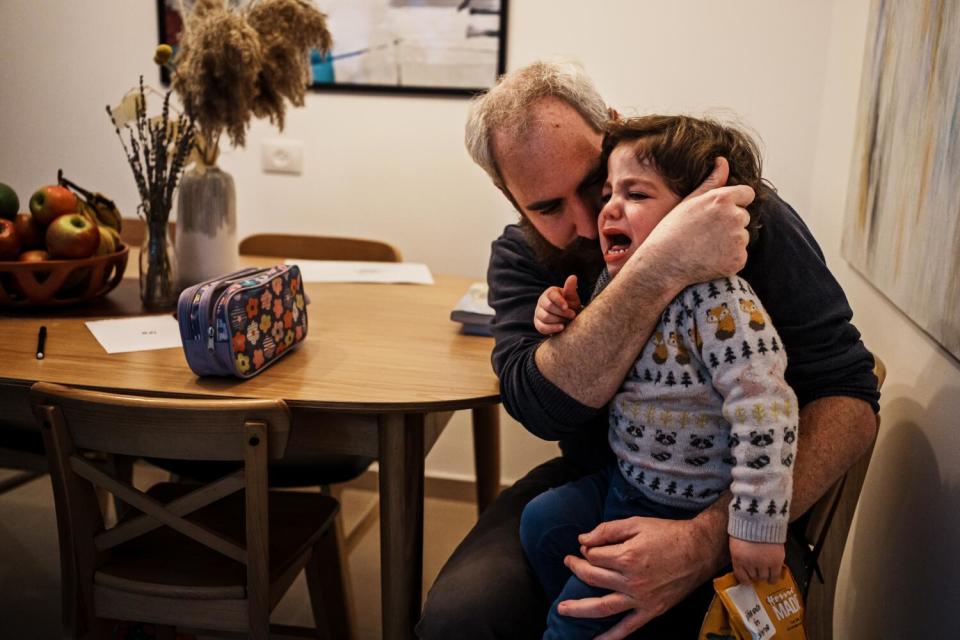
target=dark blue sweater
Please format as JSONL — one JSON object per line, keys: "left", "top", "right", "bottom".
{"left": 486, "top": 192, "right": 880, "bottom": 472}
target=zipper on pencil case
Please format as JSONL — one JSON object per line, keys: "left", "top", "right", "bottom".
{"left": 195, "top": 268, "right": 267, "bottom": 352}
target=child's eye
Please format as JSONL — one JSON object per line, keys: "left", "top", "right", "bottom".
{"left": 599, "top": 192, "right": 611, "bottom": 204}
{"left": 628, "top": 192, "right": 650, "bottom": 201}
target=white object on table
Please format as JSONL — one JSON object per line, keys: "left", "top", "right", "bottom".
{"left": 85, "top": 315, "right": 182, "bottom": 354}
{"left": 287, "top": 259, "right": 434, "bottom": 284}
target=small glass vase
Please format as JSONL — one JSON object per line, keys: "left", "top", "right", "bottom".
{"left": 175, "top": 163, "right": 239, "bottom": 290}
{"left": 139, "top": 220, "right": 179, "bottom": 310}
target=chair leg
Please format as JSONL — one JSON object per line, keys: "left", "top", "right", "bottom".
{"left": 306, "top": 527, "right": 354, "bottom": 640}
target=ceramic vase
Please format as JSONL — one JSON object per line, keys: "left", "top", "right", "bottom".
{"left": 175, "top": 164, "right": 239, "bottom": 289}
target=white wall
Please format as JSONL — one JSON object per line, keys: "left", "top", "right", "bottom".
{"left": 2, "top": 1, "right": 958, "bottom": 633}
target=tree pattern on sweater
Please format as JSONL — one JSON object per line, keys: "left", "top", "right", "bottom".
{"left": 596, "top": 273, "right": 799, "bottom": 544}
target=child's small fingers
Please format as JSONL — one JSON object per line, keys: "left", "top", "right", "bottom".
{"left": 547, "top": 288, "right": 573, "bottom": 314}
{"left": 733, "top": 565, "right": 751, "bottom": 585}
{"left": 537, "top": 319, "right": 565, "bottom": 334}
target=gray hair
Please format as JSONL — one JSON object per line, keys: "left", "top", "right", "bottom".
{"left": 464, "top": 59, "right": 608, "bottom": 192}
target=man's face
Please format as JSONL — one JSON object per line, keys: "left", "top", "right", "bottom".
{"left": 492, "top": 97, "right": 604, "bottom": 250}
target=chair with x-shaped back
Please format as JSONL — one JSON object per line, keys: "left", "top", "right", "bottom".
{"left": 31, "top": 382, "right": 352, "bottom": 640}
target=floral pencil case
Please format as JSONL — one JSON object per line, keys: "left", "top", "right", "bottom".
{"left": 177, "top": 265, "right": 308, "bottom": 378}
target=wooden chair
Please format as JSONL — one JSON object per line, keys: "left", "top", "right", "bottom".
{"left": 236, "top": 233, "right": 403, "bottom": 550}
{"left": 30, "top": 382, "right": 352, "bottom": 640}
{"left": 119, "top": 219, "right": 177, "bottom": 248}
{"left": 239, "top": 233, "right": 401, "bottom": 263}
{"left": 802, "top": 354, "right": 886, "bottom": 638}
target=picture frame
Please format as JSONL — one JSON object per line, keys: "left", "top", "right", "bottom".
{"left": 157, "top": 0, "right": 509, "bottom": 96}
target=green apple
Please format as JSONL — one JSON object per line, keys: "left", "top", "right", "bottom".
{"left": 0, "top": 183, "right": 18, "bottom": 220}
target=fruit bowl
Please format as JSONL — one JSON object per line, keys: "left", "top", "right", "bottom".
{"left": 0, "top": 246, "right": 129, "bottom": 308}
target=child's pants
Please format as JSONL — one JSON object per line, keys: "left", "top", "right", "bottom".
{"left": 519, "top": 464, "right": 703, "bottom": 640}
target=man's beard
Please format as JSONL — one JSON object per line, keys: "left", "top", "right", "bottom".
{"left": 519, "top": 217, "right": 605, "bottom": 283}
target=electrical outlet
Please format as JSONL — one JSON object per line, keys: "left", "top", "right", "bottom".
{"left": 262, "top": 139, "right": 304, "bottom": 175}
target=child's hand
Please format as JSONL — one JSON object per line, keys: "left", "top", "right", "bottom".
{"left": 534, "top": 275, "right": 581, "bottom": 335}
{"left": 730, "top": 537, "right": 785, "bottom": 585}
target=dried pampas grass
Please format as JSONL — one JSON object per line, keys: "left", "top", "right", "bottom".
{"left": 170, "top": 0, "right": 331, "bottom": 160}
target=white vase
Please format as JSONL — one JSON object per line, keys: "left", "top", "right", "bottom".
{"left": 175, "top": 164, "right": 240, "bottom": 289}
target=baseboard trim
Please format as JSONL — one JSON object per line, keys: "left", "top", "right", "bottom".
{"left": 344, "top": 469, "right": 510, "bottom": 504}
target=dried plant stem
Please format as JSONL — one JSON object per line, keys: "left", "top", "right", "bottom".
{"left": 107, "top": 76, "right": 196, "bottom": 308}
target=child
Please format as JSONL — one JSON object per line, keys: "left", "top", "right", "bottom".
{"left": 519, "top": 115, "right": 799, "bottom": 639}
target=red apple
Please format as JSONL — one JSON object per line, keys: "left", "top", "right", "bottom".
{"left": 0, "top": 218, "right": 21, "bottom": 260}
{"left": 13, "top": 212, "right": 43, "bottom": 250}
{"left": 45, "top": 213, "right": 100, "bottom": 259}
{"left": 18, "top": 249, "right": 51, "bottom": 262}
{"left": 30, "top": 185, "right": 78, "bottom": 226}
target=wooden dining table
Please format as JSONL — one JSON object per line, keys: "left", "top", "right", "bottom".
{"left": 0, "top": 253, "right": 501, "bottom": 640}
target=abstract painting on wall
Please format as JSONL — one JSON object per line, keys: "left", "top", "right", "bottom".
{"left": 843, "top": 0, "right": 960, "bottom": 360}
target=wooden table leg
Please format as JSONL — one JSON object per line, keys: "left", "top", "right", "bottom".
{"left": 378, "top": 413, "right": 425, "bottom": 640}
{"left": 471, "top": 404, "right": 501, "bottom": 515}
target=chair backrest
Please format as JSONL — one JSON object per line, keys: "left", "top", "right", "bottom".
{"left": 802, "top": 354, "right": 886, "bottom": 638}
{"left": 238, "top": 233, "right": 402, "bottom": 262}
{"left": 29, "top": 382, "right": 292, "bottom": 620}
{"left": 120, "top": 218, "right": 177, "bottom": 248}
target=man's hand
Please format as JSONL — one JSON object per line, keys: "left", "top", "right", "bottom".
{"left": 534, "top": 275, "right": 581, "bottom": 335}
{"left": 557, "top": 513, "right": 726, "bottom": 640}
{"left": 640, "top": 157, "right": 754, "bottom": 288}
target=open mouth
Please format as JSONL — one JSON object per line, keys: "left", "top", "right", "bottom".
{"left": 603, "top": 233, "right": 632, "bottom": 256}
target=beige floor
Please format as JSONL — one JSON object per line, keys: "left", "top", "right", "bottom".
{"left": 0, "top": 465, "right": 478, "bottom": 639}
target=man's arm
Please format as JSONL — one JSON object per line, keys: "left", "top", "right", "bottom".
{"left": 489, "top": 159, "right": 752, "bottom": 439}
{"left": 556, "top": 193, "right": 881, "bottom": 639}
{"left": 558, "top": 395, "right": 877, "bottom": 640}
{"left": 537, "top": 159, "right": 753, "bottom": 408}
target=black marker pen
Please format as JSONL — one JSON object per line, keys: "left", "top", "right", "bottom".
{"left": 36, "top": 326, "right": 47, "bottom": 360}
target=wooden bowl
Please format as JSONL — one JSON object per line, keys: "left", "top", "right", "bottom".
{"left": 0, "top": 246, "right": 130, "bottom": 308}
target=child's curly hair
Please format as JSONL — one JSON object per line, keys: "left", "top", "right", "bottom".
{"left": 600, "top": 115, "right": 773, "bottom": 243}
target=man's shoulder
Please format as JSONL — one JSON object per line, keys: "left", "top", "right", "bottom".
{"left": 745, "top": 191, "right": 826, "bottom": 280}
{"left": 492, "top": 223, "right": 532, "bottom": 254}
{"left": 752, "top": 191, "right": 823, "bottom": 257}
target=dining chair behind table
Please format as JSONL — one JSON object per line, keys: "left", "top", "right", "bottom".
{"left": 238, "top": 233, "right": 403, "bottom": 545}
{"left": 119, "top": 218, "right": 177, "bottom": 248}
{"left": 30, "top": 382, "right": 352, "bottom": 640}
{"left": 239, "top": 233, "right": 401, "bottom": 263}
{"left": 801, "top": 354, "right": 886, "bottom": 640}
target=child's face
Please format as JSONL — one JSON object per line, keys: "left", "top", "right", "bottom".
{"left": 598, "top": 144, "right": 682, "bottom": 277}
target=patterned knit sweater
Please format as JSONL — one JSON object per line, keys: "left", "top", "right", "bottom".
{"left": 597, "top": 273, "right": 798, "bottom": 544}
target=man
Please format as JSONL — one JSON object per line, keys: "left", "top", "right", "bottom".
{"left": 418, "top": 60, "right": 879, "bottom": 639}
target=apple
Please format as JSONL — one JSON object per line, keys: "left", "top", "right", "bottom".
{"left": 13, "top": 212, "right": 43, "bottom": 250}
{"left": 30, "top": 185, "right": 78, "bottom": 226}
{"left": 14, "top": 249, "right": 53, "bottom": 290}
{"left": 18, "top": 249, "right": 51, "bottom": 262}
{"left": 45, "top": 213, "right": 100, "bottom": 259}
{"left": 0, "top": 218, "right": 21, "bottom": 260}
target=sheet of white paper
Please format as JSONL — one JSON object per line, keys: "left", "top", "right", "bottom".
{"left": 85, "top": 315, "right": 183, "bottom": 354}
{"left": 287, "top": 260, "right": 434, "bottom": 284}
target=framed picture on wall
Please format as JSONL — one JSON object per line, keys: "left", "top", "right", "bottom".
{"left": 157, "top": 0, "right": 509, "bottom": 96}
